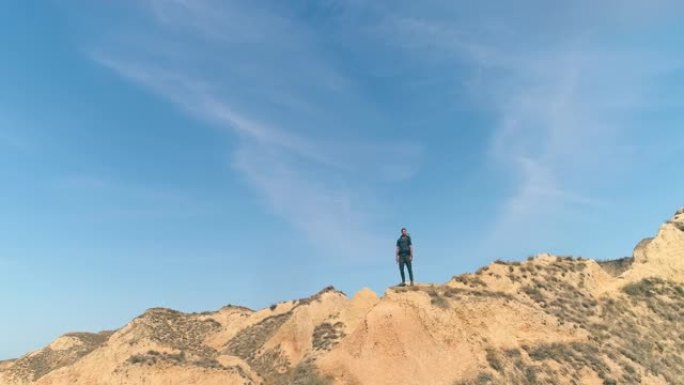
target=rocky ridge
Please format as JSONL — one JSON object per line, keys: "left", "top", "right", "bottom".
{"left": 2, "top": 209, "right": 683, "bottom": 385}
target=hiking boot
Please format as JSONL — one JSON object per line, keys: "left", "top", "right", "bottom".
{"left": 410, "top": 281, "right": 414, "bottom": 286}
{"left": 399, "top": 282, "right": 406, "bottom": 287}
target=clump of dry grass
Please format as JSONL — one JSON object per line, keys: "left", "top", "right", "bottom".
{"left": 274, "top": 358, "right": 332, "bottom": 385}
{"left": 451, "top": 273, "right": 489, "bottom": 288}
{"left": 224, "top": 312, "right": 291, "bottom": 360}
{"left": 312, "top": 322, "right": 346, "bottom": 351}
{"left": 127, "top": 350, "right": 187, "bottom": 366}
{"left": 485, "top": 349, "right": 503, "bottom": 372}
{"left": 430, "top": 294, "right": 450, "bottom": 309}
{"left": 666, "top": 220, "right": 684, "bottom": 232}
{"left": 452, "top": 371, "right": 494, "bottom": 385}
{"left": 493, "top": 259, "right": 522, "bottom": 266}
{"left": 596, "top": 257, "right": 634, "bottom": 277}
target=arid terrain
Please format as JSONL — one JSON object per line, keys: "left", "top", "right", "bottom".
{"left": 2, "top": 208, "right": 683, "bottom": 385}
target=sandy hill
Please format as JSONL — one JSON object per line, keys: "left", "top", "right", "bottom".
{"left": 2, "top": 208, "right": 683, "bottom": 385}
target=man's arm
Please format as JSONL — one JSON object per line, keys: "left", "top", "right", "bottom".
{"left": 409, "top": 245, "right": 414, "bottom": 261}
{"left": 395, "top": 246, "right": 400, "bottom": 263}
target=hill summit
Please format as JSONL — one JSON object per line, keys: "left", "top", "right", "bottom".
{"left": 2, "top": 209, "right": 683, "bottom": 385}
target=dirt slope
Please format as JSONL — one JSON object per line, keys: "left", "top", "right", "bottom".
{"left": 2, "top": 208, "right": 683, "bottom": 385}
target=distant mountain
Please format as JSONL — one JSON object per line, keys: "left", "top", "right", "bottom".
{"left": 3, "top": 208, "right": 683, "bottom": 385}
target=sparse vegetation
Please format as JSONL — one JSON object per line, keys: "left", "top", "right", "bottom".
{"left": 453, "top": 371, "right": 494, "bottom": 385}
{"left": 526, "top": 342, "right": 611, "bottom": 380}
{"left": 126, "top": 349, "right": 253, "bottom": 376}
{"left": 485, "top": 349, "right": 503, "bottom": 372}
{"left": 4, "top": 332, "right": 112, "bottom": 381}
{"left": 225, "top": 312, "right": 291, "bottom": 360}
{"left": 222, "top": 303, "right": 336, "bottom": 385}
{"left": 312, "top": 322, "right": 346, "bottom": 351}
{"left": 453, "top": 349, "right": 560, "bottom": 385}
{"left": 517, "top": 272, "right": 684, "bottom": 384}
{"left": 451, "top": 274, "right": 488, "bottom": 288}
{"left": 622, "top": 277, "right": 673, "bottom": 297}
{"left": 493, "top": 259, "right": 521, "bottom": 266}
{"left": 480, "top": 256, "right": 684, "bottom": 384}
{"left": 6, "top": 244, "right": 684, "bottom": 385}
{"left": 430, "top": 294, "right": 450, "bottom": 308}
{"left": 667, "top": 220, "right": 684, "bottom": 232}
{"left": 193, "top": 357, "right": 222, "bottom": 369}
{"left": 130, "top": 308, "right": 221, "bottom": 358}
{"left": 296, "top": 286, "right": 344, "bottom": 306}
{"left": 275, "top": 358, "right": 332, "bottom": 385}
{"left": 597, "top": 257, "right": 634, "bottom": 277}
{"left": 503, "top": 348, "right": 521, "bottom": 359}
{"left": 127, "top": 350, "right": 188, "bottom": 367}
{"left": 422, "top": 285, "right": 514, "bottom": 302}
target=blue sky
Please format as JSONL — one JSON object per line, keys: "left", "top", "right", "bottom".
{"left": 2, "top": 1, "right": 684, "bottom": 359}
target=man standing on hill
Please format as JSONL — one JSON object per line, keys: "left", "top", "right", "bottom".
{"left": 396, "top": 227, "right": 414, "bottom": 286}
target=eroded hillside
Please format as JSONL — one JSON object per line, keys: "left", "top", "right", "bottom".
{"left": 2, "top": 209, "right": 683, "bottom": 385}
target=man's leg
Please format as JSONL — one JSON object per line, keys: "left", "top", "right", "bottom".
{"left": 399, "top": 258, "right": 406, "bottom": 284}
{"left": 406, "top": 260, "right": 414, "bottom": 284}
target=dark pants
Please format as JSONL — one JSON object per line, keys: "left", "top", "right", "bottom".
{"left": 399, "top": 255, "right": 414, "bottom": 283}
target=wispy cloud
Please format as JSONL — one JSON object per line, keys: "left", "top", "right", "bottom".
{"left": 89, "top": 1, "right": 420, "bottom": 260}
{"left": 373, "top": 18, "right": 600, "bottom": 218}
{"left": 82, "top": 0, "right": 684, "bottom": 259}
{"left": 233, "top": 142, "right": 382, "bottom": 256}
{"left": 483, "top": 47, "right": 684, "bottom": 239}
{"left": 367, "top": 1, "right": 684, "bottom": 251}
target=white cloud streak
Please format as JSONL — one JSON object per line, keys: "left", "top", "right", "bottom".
{"left": 370, "top": 1, "right": 684, "bottom": 250}
{"left": 90, "top": 1, "right": 420, "bottom": 260}
{"left": 86, "top": 0, "right": 684, "bottom": 259}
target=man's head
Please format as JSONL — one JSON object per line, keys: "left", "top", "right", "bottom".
{"left": 401, "top": 228, "right": 407, "bottom": 235}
